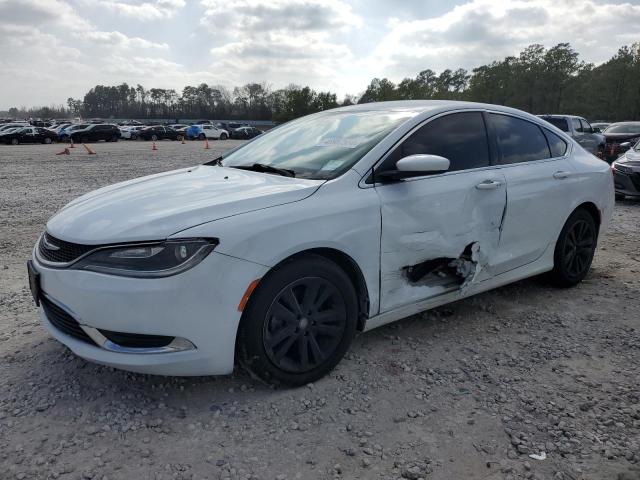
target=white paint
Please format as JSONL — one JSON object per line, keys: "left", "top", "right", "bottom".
{"left": 32, "top": 100, "right": 615, "bottom": 376}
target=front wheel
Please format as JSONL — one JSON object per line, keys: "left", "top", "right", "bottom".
{"left": 151, "top": 134, "right": 158, "bottom": 141}
{"left": 549, "top": 209, "right": 597, "bottom": 287}
{"left": 11, "top": 138, "right": 19, "bottom": 145}
{"left": 43, "top": 137, "right": 52, "bottom": 144}
{"left": 237, "top": 255, "right": 358, "bottom": 386}
{"left": 198, "top": 133, "right": 205, "bottom": 140}
{"left": 220, "top": 133, "right": 228, "bottom": 140}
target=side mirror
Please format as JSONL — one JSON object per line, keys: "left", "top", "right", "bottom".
{"left": 377, "top": 154, "right": 450, "bottom": 182}
{"left": 620, "top": 142, "right": 632, "bottom": 149}
{"left": 593, "top": 127, "right": 601, "bottom": 133}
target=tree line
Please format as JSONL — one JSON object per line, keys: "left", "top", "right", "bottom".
{"left": 5, "top": 42, "right": 640, "bottom": 122}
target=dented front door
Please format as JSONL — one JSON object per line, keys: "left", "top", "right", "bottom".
{"left": 375, "top": 170, "right": 507, "bottom": 313}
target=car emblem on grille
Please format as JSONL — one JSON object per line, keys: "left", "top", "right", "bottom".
{"left": 42, "top": 236, "right": 60, "bottom": 251}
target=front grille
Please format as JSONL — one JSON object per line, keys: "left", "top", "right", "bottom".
{"left": 98, "top": 330, "right": 174, "bottom": 348}
{"left": 41, "top": 295, "right": 96, "bottom": 346}
{"left": 38, "top": 232, "right": 97, "bottom": 264}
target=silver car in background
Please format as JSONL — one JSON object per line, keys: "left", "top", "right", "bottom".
{"left": 539, "top": 115, "right": 605, "bottom": 157}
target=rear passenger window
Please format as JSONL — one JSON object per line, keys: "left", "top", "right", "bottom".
{"left": 490, "top": 114, "right": 550, "bottom": 164}
{"left": 543, "top": 129, "right": 568, "bottom": 157}
{"left": 392, "top": 112, "right": 490, "bottom": 172}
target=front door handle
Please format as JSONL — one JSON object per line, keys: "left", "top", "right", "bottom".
{"left": 553, "top": 171, "right": 571, "bottom": 180}
{"left": 475, "top": 180, "right": 503, "bottom": 190}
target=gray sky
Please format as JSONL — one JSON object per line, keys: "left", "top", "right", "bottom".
{"left": 1, "top": 0, "right": 639, "bottom": 109}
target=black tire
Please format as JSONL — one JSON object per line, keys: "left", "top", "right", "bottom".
{"left": 220, "top": 133, "right": 228, "bottom": 140}
{"left": 615, "top": 193, "right": 625, "bottom": 201}
{"left": 237, "top": 255, "right": 358, "bottom": 386}
{"left": 550, "top": 208, "right": 597, "bottom": 287}
{"left": 43, "top": 137, "right": 52, "bottom": 144}
{"left": 11, "top": 138, "right": 19, "bottom": 145}
{"left": 151, "top": 134, "right": 158, "bottom": 141}
{"left": 110, "top": 135, "right": 118, "bottom": 142}
{"left": 198, "top": 133, "right": 205, "bottom": 140}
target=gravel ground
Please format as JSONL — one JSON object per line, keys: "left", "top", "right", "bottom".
{"left": 1, "top": 140, "right": 639, "bottom": 480}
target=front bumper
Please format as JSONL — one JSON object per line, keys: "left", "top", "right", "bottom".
{"left": 32, "top": 250, "right": 268, "bottom": 376}
{"left": 613, "top": 168, "right": 640, "bottom": 197}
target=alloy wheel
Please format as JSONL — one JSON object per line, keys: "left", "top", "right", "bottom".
{"left": 263, "top": 277, "right": 346, "bottom": 374}
{"left": 563, "top": 219, "right": 595, "bottom": 278}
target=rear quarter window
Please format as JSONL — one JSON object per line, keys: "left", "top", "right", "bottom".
{"left": 543, "top": 129, "right": 568, "bottom": 157}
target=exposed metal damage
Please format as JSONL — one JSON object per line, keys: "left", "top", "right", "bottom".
{"left": 402, "top": 242, "right": 482, "bottom": 293}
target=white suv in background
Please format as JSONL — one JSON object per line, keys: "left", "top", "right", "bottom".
{"left": 200, "top": 124, "right": 228, "bottom": 140}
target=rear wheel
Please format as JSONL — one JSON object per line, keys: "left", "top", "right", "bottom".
{"left": 110, "top": 135, "right": 118, "bottom": 142}
{"left": 151, "top": 134, "right": 158, "bottom": 141}
{"left": 237, "top": 255, "right": 358, "bottom": 386}
{"left": 43, "top": 137, "right": 52, "bottom": 144}
{"left": 11, "top": 138, "right": 19, "bottom": 145}
{"left": 220, "top": 133, "right": 228, "bottom": 140}
{"left": 198, "top": 133, "right": 205, "bottom": 140}
{"left": 549, "top": 209, "right": 597, "bottom": 287}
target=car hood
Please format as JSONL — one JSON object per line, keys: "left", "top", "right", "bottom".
{"left": 47, "top": 165, "right": 323, "bottom": 244}
{"left": 604, "top": 132, "right": 640, "bottom": 142}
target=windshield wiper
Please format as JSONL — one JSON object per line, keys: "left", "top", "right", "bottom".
{"left": 203, "top": 156, "right": 223, "bottom": 166}
{"left": 230, "top": 163, "right": 296, "bottom": 177}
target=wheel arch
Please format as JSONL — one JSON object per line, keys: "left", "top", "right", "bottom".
{"left": 575, "top": 201, "right": 601, "bottom": 234}
{"left": 258, "top": 248, "right": 370, "bottom": 332}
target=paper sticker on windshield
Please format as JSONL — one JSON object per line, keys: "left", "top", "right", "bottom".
{"left": 316, "top": 137, "right": 365, "bottom": 148}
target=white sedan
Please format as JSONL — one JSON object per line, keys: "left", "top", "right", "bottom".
{"left": 29, "top": 101, "right": 614, "bottom": 386}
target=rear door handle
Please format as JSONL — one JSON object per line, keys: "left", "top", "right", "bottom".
{"left": 475, "top": 180, "right": 503, "bottom": 190}
{"left": 553, "top": 171, "right": 571, "bottom": 180}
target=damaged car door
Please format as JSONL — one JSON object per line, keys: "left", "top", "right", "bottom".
{"left": 373, "top": 111, "right": 507, "bottom": 313}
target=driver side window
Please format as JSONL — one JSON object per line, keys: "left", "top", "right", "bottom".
{"left": 383, "top": 112, "right": 491, "bottom": 172}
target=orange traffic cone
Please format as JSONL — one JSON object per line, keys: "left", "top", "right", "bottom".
{"left": 83, "top": 143, "right": 96, "bottom": 155}
{"left": 69, "top": 137, "right": 75, "bottom": 148}
{"left": 56, "top": 148, "right": 70, "bottom": 155}
{"left": 204, "top": 138, "right": 210, "bottom": 150}
{"left": 152, "top": 141, "right": 158, "bottom": 151}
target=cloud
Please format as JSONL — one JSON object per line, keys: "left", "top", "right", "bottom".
{"left": 78, "top": 0, "right": 186, "bottom": 21}
{"left": 364, "top": 0, "right": 640, "bottom": 81}
{"left": 199, "top": 0, "right": 362, "bottom": 92}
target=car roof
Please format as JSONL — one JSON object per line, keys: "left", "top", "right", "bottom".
{"left": 325, "top": 100, "right": 550, "bottom": 126}
{"left": 538, "top": 114, "right": 582, "bottom": 119}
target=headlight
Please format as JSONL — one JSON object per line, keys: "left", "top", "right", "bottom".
{"left": 74, "top": 238, "right": 218, "bottom": 278}
{"left": 612, "top": 162, "right": 633, "bottom": 174}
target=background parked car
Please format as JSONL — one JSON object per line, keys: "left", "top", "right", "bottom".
{"left": 186, "top": 124, "right": 228, "bottom": 140}
{"left": 611, "top": 139, "right": 640, "bottom": 200}
{"left": 119, "top": 125, "right": 145, "bottom": 140}
{"left": 602, "top": 122, "right": 640, "bottom": 163}
{"left": 59, "top": 124, "right": 90, "bottom": 141}
{"left": 591, "top": 122, "right": 610, "bottom": 133}
{"left": 0, "top": 122, "right": 29, "bottom": 133}
{"left": 1, "top": 126, "right": 58, "bottom": 145}
{"left": 538, "top": 115, "right": 605, "bottom": 157}
{"left": 69, "top": 124, "right": 121, "bottom": 143}
{"left": 137, "top": 126, "right": 180, "bottom": 141}
{"left": 230, "top": 126, "right": 262, "bottom": 139}
{"left": 218, "top": 122, "right": 247, "bottom": 132}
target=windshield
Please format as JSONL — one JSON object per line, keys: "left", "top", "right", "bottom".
{"left": 605, "top": 123, "right": 640, "bottom": 134}
{"left": 220, "top": 110, "right": 413, "bottom": 179}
